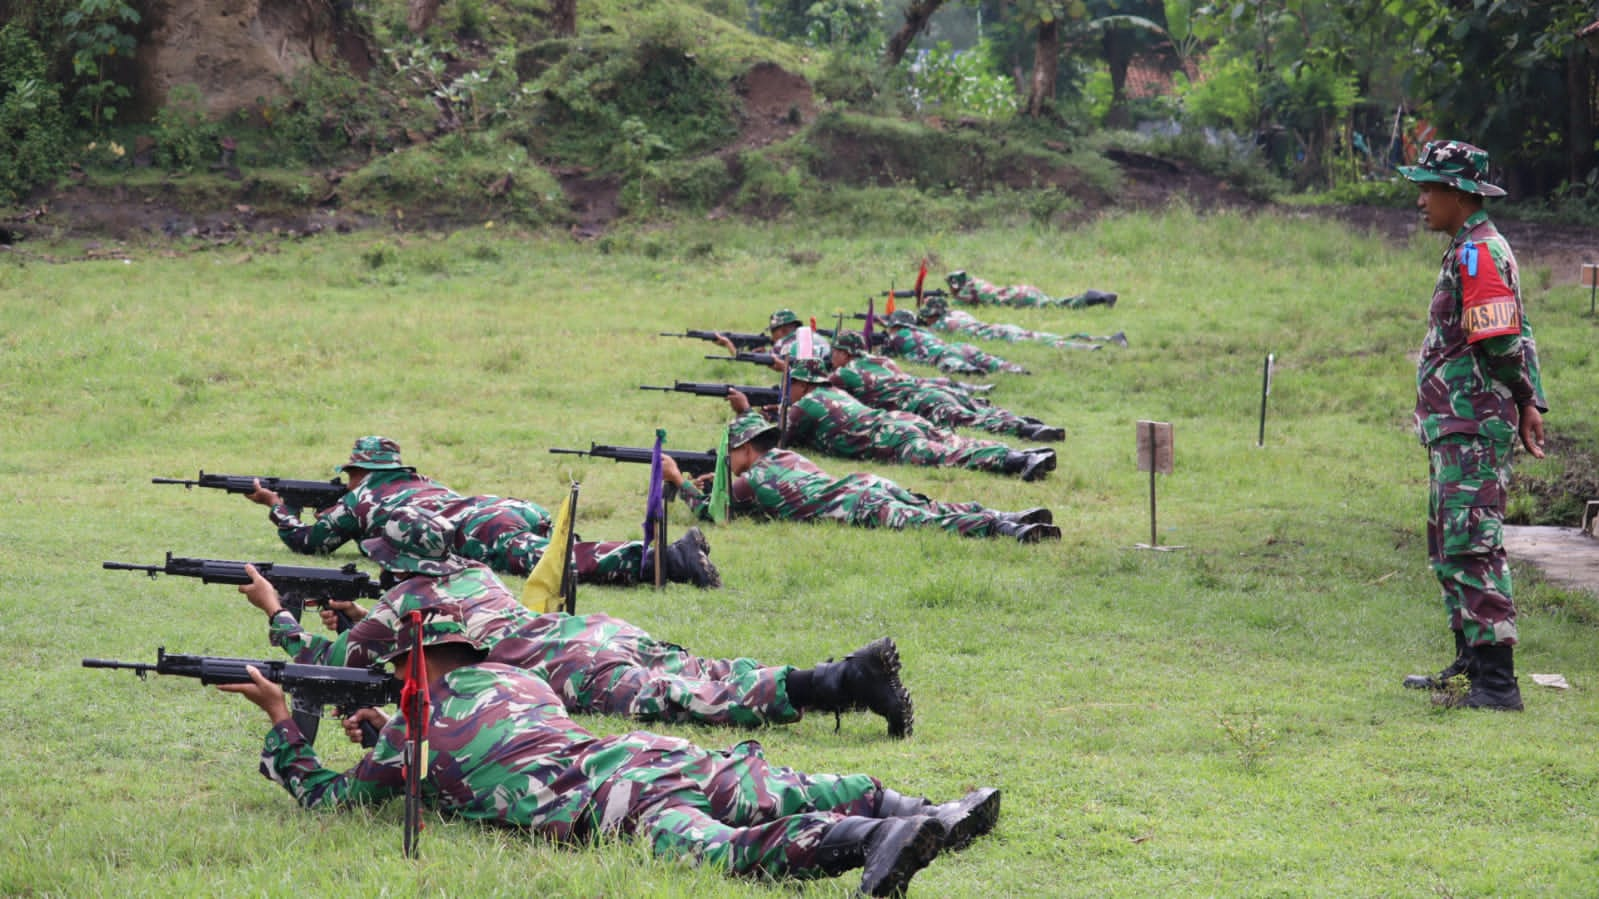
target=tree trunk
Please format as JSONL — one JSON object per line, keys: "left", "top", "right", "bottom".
{"left": 1026, "top": 17, "right": 1060, "bottom": 119}
{"left": 883, "top": 0, "right": 945, "bottom": 67}
{"left": 550, "top": 0, "right": 577, "bottom": 37}
{"left": 1102, "top": 25, "right": 1134, "bottom": 128}
{"left": 1567, "top": 42, "right": 1595, "bottom": 187}
{"left": 407, "top": 0, "right": 441, "bottom": 35}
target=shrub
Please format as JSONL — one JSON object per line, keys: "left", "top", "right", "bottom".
{"left": 0, "top": 25, "right": 70, "bottom": 205}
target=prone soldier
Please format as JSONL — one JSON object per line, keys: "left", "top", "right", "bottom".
{"left": 876, "top": 310, "right": 1028, "bottom": 375}
{"left": 945, "top": 270, "right": 1118, "bottom": 309}
{"left": 917, "top": 295, "right": 1127, "bottom": 350}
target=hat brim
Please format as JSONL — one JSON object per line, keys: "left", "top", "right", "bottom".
{"left": 336, "top": 462, "right": 415, "bottom": 474}
{"left": 1397, "top": 166, "right": 1506, "bottom": 197}
{"left": 730, "top": 425, "right": 780, "bottom": 448}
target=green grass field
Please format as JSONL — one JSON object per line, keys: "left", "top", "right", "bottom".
{"left": 2, "top": 207, "right": 1597, "bottom": 897}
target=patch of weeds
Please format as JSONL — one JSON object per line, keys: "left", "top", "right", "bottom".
{"left": 1217, "top": 710, "right": 1277, "bottom": 770}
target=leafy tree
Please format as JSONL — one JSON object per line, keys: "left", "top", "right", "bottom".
{"left": 0, "top": 24, "right": 69, "bottom": 204}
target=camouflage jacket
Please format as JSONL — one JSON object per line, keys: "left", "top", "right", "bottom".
{"left": 951, "top": 274, "right": 1059, "bottom": 307}
{"left": 1415, "top": 210, "right": 1547, "bottom": 446}
{"left": 880, "top": 324, "right": 1025, "bottom": 374}
{"left": 775, "top": 386, "right": 945, "bottom": 460}
{"left": 270, "top": 562, "right": 551, "bottom": 668}
{"left": 260, "top": 662, "right": 700, "bottom": 838}
{"left": 270, "top": 470, "right": 551, "bottom": 564}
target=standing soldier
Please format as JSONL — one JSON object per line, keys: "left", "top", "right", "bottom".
{"left": 945, "top": 270, "right": 1118, "bottom": 309}
{"left": 877, "top": 310, "right": 1029, "bottom": 375}
{"left": 662, "top": 412, "right": 1061, "bottom": 542}
{"left": 1397, "top": 140, "right": 1548, "bottom": 711}
{"left": 247, "top": 436, "right": 718, "bottom": 588}
{"left": 829, "top": 331, "right": 1065, "bottom": 441}
{"left": 730, "top": 358, "right": 1056, "bottom": 481}
{"left": 917, "top": 295, "right": 1126, "bottom": 350}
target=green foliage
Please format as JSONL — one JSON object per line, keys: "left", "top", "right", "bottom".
{"left": 272, "top": 64, "right": 433, "bottom": 165}
{"left": 1175, "top": 53, "right": 1260, "bottom": 133}
{"left": 0, "top": 25, "right": 69, "bottom": 204}
{"left": 61, "top": 0, "right": 138, "bottom": 128}
{"left": 339, "top": 132, "right": 566, "bottom": 226}
{"left": 751, "top": 0, "right": 884, "bottom": 49}
{"left": 151, "top": 84, "right": 219, "bottom": 171}
{"left": 902, "top": 40, "right": 1021, "bottom": 121}
{"left": 525, "top": 28, "right": 738, "bottom": 168}
{"left": 612, "top": 116, "right": 674, "bottom": 213}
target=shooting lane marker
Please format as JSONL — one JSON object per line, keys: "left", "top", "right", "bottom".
{"left": 1133, "top": 420, "right": 1183, "bottom": 552}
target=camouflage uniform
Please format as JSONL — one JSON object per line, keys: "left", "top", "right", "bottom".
{"left": 680, "top": 447, "right": 1016, "bottom": 537}
{"left": 919, "top": 296, "right": 1120, "bottom": 350}
{"left": 257, "top": 662, "right": 886, "bottom": 880}
{"left": 268, "top": 437, "right": 645, "bottom": 584}
{"left": 877, "top": 314, "right": 1027, "bottom": 375}
{"left": 1410, "top": 198, "right": 1545, "bottom": 648}
{"left": 270, "top": 519, "right": 793, "bottom": 728}
{"left": 945, "top": 270, "right": 1117, "bottom": 309}
{"left": 777, "top": 377, "right": 1017, "bottom": 475}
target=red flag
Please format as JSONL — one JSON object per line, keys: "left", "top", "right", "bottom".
{"left": 885, "top": 289, "right": 897, "bottom": 316}
{"left": 913, "top": 258, "right": 928, "bottom": 308}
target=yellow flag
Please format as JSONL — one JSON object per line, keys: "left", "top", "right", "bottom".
{"left": 522, "top": 487, "right": 576, "bottom": 614}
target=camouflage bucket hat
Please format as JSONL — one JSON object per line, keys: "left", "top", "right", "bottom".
{"left": 377, "top": 606, "right": 484, "bottom": 664}
{"left": 360, "top": 506, "right": 470, "bottom": 576}
{"left": 1398, "top": 140, "right": 1506, "bottom": 197}
{"left": 767, "top": 308, "right": 801, "bottom": 332}
{"left": 337, "top": 435, "right": 413, "bottom": 473}
{"left": 787, "top": 356, "right": 832, "bottom": 384}
{"left": 831, "top": 330, "right": 867, "bottom": 355}
{"left": 918, "top": 296, "right": 948, "bottom": 320}
{"left": 727, "top": 411, "right": 780, "bottom": 449}
{"left": 886, "top": 309, "right": 918, "bottom": 328}
{"left": 945, "top": 270, "right": 969, "bottom": 290}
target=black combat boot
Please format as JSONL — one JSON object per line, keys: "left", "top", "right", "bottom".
{"left": 1021, "top": 423, "right": 1066, "bottom": 441}
{"left": 656, "top": 527, "right": 721, "bottom": 589}
{"left": 875, "top": 787, "right": 1001, "bottom": 852}
{"left": 1071, "top": 289, "right": 1118, "bottom": 308}
{"left": 1002, "top": 507, "right": 1054, "bottom": 526}
{"left": 1002, "top": 452, "right": 1051, "bottom": 482}
{"left": 1446, "top": 643, "right": 1523, "bottom": 711}
{"left": 1403, "top": 630, "right": 1470, "bottom": 690}
{"left": 994, "top": 521, "right": 1061, "bottom": 543}
{"left": 812, "top": 815, "right": 946, "bottom": 897}
{"left": 787, "top": 637, "right": 913, "bottom": 738}
{"left": 1109, "top": 330, "right": 1129, "bottom": 347}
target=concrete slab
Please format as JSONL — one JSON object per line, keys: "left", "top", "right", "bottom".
{"left": 1504, "top": 525, "right": 1599, "bottom": 598}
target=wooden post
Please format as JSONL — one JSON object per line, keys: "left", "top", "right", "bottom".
{"left": 1135, "top": 420, "right": 1180, "bottom": 551}
{"left": 1582, "top": 264, "right": 1598, "bottom": 316}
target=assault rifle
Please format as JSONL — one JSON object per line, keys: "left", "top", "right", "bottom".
{"left": 103, "top": 553, "right": 381, "bottom": 631}
{"left": 83, "top": 648, "right": 397, "bottom": 747}
{"left": 882, "top": 288, "right": 948, "bottom": 299}
{"left": 660, "top": 330, "right": 772, "bottom": 350}
{"left": 153, "top": 471, "right": 348, "bottom": 511}
{"left": 549, "top": 443, "right": 719, "bottom": 477}
{"left": 640, "top": 381, "right": 783, "bottom": 407}
{"left": 704, "top": 351, "right": 775, "bottom": 367}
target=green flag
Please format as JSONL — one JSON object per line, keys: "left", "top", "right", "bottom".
{"left": 707, "top": 424, "right": 731, "bottom": 524}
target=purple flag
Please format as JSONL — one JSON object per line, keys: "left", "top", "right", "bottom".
{"left": 642, "top": 428, "right": 665, "bottom": 546}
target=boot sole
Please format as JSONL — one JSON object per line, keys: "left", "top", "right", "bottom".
{"left": 859, "top": 638, "right": 913, "bottom": 739}
{"left": 940, "top": 788, "right": 1001, "bottom": 852}
{"left": 861, "top": 817, "right": 946, "bottom": 897}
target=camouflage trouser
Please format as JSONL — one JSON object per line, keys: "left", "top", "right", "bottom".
{"left": 1427, "top": 434, "right": 1518, "bottom": 646}
{"left": 904, "top": 391, "right": 1030, "bottom": 438}
{"left": 849, "top": 493, "right": 1003, "bottom": 537}
{"left": 957, "top": 322, "right": 1098, "bottom": 350}
{"left": 590, "top": 739, "right": 879, "bottom": 879}
{"left": 873, "top": 424, "right": 1012, "bottom": 474}
{"left": 498, "top": 535, "right": 644, "bottom": 583}
{"left": 488, "top": 614, "right": 801, "bottom": 727}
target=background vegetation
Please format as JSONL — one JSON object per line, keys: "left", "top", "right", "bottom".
{"left": 4, "top": 0, "right": 1599, "bottom": 223}
{"left": 2, "top": 209, "right": 1597, "bottom": 896}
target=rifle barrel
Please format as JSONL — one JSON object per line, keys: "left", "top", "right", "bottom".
{"left": 103, "top": 561, "right": 161, "bottom": 574}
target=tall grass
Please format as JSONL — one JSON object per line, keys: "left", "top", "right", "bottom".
{"left": 2, "top": 208, "right": 1596, "bottom": 897}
